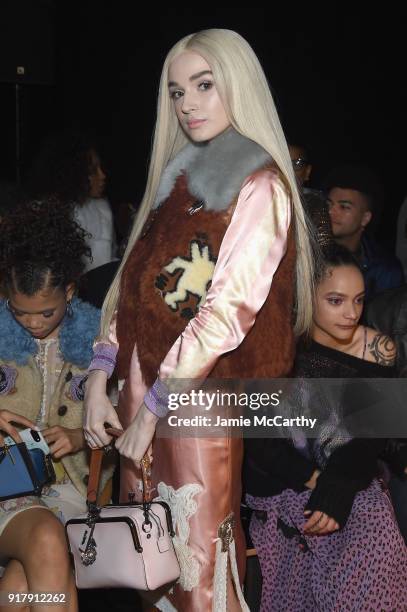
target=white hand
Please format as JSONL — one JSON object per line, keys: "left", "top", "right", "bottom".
{"left": 115, "top": 403, "right": 158, "bottom": 466}
{"left": 84, "top": 370, "right": 122, "bottom": 447}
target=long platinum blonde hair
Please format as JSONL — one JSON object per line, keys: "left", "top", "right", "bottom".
{"left": 101, "top": 28, "right": 315, "bottom": 337}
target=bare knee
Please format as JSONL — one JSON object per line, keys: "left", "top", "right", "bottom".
{"left": 26, "top": 515, "right": 70, "bottom": 568}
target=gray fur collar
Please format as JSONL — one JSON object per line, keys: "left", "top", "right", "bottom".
{"left": 153, "top": 128, "right": 272, "bottom": 211}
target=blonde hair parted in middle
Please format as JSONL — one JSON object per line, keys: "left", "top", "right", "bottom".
{"left": 101, "top": 28, "right": 315, "bottom": 337}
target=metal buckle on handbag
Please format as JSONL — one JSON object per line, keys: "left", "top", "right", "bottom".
{"left": 142, "top": 502, "right": 152, "bottom": 535}
{"left": 0, "top": 444, "right": 15, "bottom": 465}
{"left": 79, "top": 504, "right": 100, "bottom": 566}
{"left": 79, "top": 522, "right": 97, "bottom": 566}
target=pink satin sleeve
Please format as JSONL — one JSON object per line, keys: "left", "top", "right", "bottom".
{"left": 157, "top": 169, "right": 292, "bottom": 381}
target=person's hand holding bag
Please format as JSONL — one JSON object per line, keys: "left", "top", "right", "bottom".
{"left": 114, "top": 403, "right": 158, "bottom": 468}
{"left": 84, "top": 369, "right": 122, "bottom": 448}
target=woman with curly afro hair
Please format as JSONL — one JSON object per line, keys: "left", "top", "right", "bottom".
{"left": 0, "top": 199, "right": 114, "bottom": 612}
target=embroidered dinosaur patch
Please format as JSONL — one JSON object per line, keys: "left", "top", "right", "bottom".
{"left": 155, "top": 239, "right": 216, "bottom": 320}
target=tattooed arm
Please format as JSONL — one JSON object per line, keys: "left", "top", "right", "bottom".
{"left": 366, "top": 329, "right": 397, "bottom": 366}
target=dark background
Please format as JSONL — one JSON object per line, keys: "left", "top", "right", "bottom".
{"left": 0, "top": 1, "right": 404, "bottom": 246}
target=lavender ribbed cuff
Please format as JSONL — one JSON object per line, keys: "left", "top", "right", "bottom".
{"left": 144, "top": 378, "right": 170, "bottom": 418}
{"left": 0, "top": 365, "right": 17, "bottom": 395}
{"left": 88, "top": 343, "right": 118, "bottom": 379}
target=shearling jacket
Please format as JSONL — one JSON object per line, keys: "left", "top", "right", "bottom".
{"left": 0, "top": 298, "right": 114, "bottom": 498}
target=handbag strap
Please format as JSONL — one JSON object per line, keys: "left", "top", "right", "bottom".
{"left": 140, "top": 454, "right": 153, "bottom": 504}
{"left": 87, "top": 448, "right": 104, "bottom": 505}
{"left": 87, "top": 447, "right": 153, "bottom": 505}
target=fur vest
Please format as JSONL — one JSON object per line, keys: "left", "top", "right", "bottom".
{"left": 117, "top": 130, "right": 296, "bottom": 384}
{"left": 0, "top": 298, "right": 114, "bottom": 498}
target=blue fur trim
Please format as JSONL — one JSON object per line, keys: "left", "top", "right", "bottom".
{"left": 0, "top": 298, "right": 100, "bottom": 367}
{"left": 59, "top": 298, "right": 101, "bottom": 367}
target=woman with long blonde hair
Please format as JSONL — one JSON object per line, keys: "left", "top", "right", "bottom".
{"left": 84, "top": 28, "right": 315, "bottom": 610}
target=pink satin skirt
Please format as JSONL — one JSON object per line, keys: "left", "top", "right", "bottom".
{"left": 117, "top": 378, "right": 246, "bottom": 610}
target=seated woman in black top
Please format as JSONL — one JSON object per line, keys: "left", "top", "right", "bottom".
{"left": 245, "top": 243, "right": 407, "bottom": 612}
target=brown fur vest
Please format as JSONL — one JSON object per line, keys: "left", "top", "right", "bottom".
{"left": 116, "top": 171, "right": 296, "bottom": 386}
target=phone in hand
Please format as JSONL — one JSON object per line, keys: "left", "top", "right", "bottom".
{"left": 3, "top": 428, "right": 50, "bottom": 454}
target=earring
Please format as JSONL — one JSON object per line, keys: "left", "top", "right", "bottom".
{"left": 66, "top": 300, "right": 73, "bottom": 317}
{"left": 5, "top": 299, "right": 10, "bottom": 311}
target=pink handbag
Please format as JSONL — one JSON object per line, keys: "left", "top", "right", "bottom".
{"left": 65, "top": 449, "right": 180, "bottom": 590}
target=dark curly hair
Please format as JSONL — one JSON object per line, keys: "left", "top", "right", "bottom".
{"left": 0, "top": 198, "right": 91, "bottom": 295}
{"left": 316, "top": 242, "right": 362, "bottom": 284}
{"left": 25, "top": 130, "right": 97, "bottom": 205}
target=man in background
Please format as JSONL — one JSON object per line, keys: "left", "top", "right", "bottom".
{"left": 324, "top": 165, "right": 404, "bottom": 302}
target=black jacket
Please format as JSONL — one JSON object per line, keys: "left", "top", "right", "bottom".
{"left": 365, "top": 284, "right": 407, "bottom": 376}
{"left": 361, "top": 235, "right": 404, "bottom": 303}
{"left": 365, "top": 286, "right": 407, "bottom": 479}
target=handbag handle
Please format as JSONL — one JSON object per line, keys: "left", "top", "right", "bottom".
{"left": 87, "top": 448, "right": 104, "bottom": 505}
{"left": 87, "top": 435, "right": 153, "bottom": 506}
{"left": 140, "top": 453, "right": 153, "bottom": 504}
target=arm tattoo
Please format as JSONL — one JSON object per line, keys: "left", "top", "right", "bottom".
{"left": 368, "top": 334, "right": 396, "bottom": 366}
